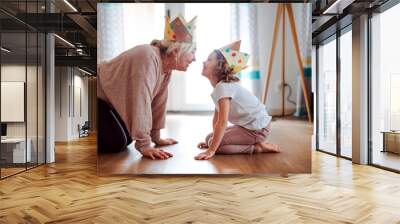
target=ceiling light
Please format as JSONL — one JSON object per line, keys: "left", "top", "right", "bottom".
{"left": 1, "top": 47, "right": 11, "bottom": 53}
{"left": 322, "top": 0, "right": 354, "bottom": 15}
{"left": 63, "top": 0, "right": 78, "bottom": 12}
{"left": 54, "top": 34, "right": 75, "bottom": 48}
{"left": 78, "top": 67, "right": 93, "bottom": 76}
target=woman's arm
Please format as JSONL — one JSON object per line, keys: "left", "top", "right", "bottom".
{"left": 150, "top": 74, "right": 178, "bottom": 146}
{"left": 195, "top": 98, "right": 230, "bottom": 160}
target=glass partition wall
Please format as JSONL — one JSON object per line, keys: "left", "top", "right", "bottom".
{"left": 0, "top": 1, "right": 46, "bottom": 179}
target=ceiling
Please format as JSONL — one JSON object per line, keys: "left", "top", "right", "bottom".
{"left": 0, "top": 0, "right": 98, "bottom": 74}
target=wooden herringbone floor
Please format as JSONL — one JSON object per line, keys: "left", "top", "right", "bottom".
{"left": 1, "top": 136, "right": 400, "bottom": 223}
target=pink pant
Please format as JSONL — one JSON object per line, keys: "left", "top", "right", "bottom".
{"left": 205, "top": 124, "right": 271, "bottom": 154}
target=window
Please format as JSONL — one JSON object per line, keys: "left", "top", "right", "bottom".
{"left": 370, "top": 3, "right": 400, "bottom": 171}
{"left": 339, "top": 29, "right": 352, "bottom": 158}
{"left": 317, "top": 36, "right": 337, "bottom": 154}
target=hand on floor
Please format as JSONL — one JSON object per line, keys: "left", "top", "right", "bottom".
{"left": 141, "top": 146, "right": 173, "bottom": 160}
{"left": 154, "top": 138, "right": 178, "bottom": 147}
{"left": 197, "top": 142, "right": 208, "bottom": 149}
{"left": 195, "top": 150, "right": 215, "bottom": 160}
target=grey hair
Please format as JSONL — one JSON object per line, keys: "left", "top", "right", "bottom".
{"left": 150, "top": 39, "right": 196, "bottom": 59}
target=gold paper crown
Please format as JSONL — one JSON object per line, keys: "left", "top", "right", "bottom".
{"left": 164, "top": 15, "right": 197, "bottom": 43}
{"left": 218, "top": 40, "right": 250, "bottom": 74}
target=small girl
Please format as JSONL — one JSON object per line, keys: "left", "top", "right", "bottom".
{"left": 195, "top": 40, "right": 279, "bottom": 160}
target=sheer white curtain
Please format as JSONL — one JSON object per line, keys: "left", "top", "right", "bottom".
{"left": 97, "top": 3, "right": 165, "bottom": 63}
{"left": 97, "top": 3, "right": 125, "bottom": 63}
{"left": 231, "top": 3, "right": 261, "bottom": 98}
{"left": 123, "top": 4, "right": 165, "bottom": 51}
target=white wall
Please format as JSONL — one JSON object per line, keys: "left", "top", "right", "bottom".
{"left": 1, "top": 65, "right": 38, "bottom": 137}
{"left": 55, "top": 67, "right": 89, "bottom": 141}
{"left": 72, "top": 73, "right": 89, "bottom": 138}
{"left": 55, "top": 66, "right": 67, "bottom": 141}
{"left": 1, "top": 65, "right": 26, "bottom": 139}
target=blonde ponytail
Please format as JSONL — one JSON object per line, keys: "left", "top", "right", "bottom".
{"left": 213, "top": 50, "right": 240, "bottom": 83}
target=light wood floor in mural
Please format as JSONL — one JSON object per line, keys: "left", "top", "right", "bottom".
{"left": 1, "top": 132, "right": 400, "bottom": 223}
{"left": 98, "top": 115, "right": 312, "bottom": 175}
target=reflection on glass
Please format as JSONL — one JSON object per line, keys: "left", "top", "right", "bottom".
{"left": 0, "top": 2, "right": 46, "bottom": 179}
{"left": 340, "top": 30, "right": 352, "bottom": 158}
{"left": 318, "top": 37, "right": 337, "bottom": 154}
{"left": 1, "top": 31, "right": 27, "bottom": 177}
{"left": 371, "top": 4, "right": 400, "bottom": 171}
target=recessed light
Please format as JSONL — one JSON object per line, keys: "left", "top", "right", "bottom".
{"left": 63, "top": 0, "right": 78, "bottom": 12}
{"left": 78, "top": 67, "right": 93, "bottom": 76}
{"left": 1, "top": 47, "right": 11, "bottom": 53}
{"left": 54, "top": 34, "right": 75, "bottom": 48}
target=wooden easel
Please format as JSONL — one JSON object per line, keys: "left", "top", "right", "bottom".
{"left": 261, "top": 4, "right": 312, "bottom": 122}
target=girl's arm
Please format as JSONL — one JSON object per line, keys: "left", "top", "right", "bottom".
{"left": 195, "top": 98, "right": 230, "bottom": 160}
{"left": 197, "top": 109, "right": 220, "bottom": 150}
{"left": 212, "top": 109, "right": 219, "bottom": 131}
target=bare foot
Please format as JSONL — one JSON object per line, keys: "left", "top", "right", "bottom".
{"left": 254, "top": 142, "right": 280, "bottom": 153}
{"left": 197, "top": 142, "right": 209, "bottom": 150}
{"left": 154, "top": 138, "right": 178, "bottom": 147}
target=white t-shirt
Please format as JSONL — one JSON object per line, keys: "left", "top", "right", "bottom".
{"left": 211, "top": 81, "right": 272, "bottom": 130}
